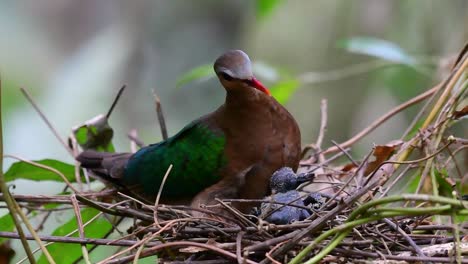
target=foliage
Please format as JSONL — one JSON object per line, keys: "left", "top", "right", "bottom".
{"left": 4, "top": 159, "right": 79, "bottom": 182}
{"left": 256, "top": 0, "right": 283, "bottom": 18}
{"left": 37, "top": 208, "right": 113, "bottom": 264}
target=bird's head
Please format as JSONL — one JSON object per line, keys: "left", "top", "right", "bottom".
{"left": 214, "top": 50, "right": 270, "bottom": 95}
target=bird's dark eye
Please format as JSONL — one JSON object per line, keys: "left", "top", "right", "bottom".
{"left": 221, "top": 72, "right": 234, "bottom": 81}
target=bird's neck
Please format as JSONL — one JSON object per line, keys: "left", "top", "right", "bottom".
{"left": 224, "top": 88, "right": 263, "bottom": 109}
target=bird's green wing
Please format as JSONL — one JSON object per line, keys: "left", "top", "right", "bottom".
{"left": 123, "top": 120, "right": 226, "bottom": 198}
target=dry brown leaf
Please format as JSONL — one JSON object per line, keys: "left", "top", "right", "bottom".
{"left": 364, "top": 140, "right": 403, "bottom": 175}
{"left": 453, "top": 105, "right": 468, "bottom": 119}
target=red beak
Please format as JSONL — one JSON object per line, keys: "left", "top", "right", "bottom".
{"left": 251, "top": 77, "right": 271, "bottom": 95}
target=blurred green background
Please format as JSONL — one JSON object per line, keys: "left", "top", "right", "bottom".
{"left": 2, "top": 0, "right": 467, "bottom": 165}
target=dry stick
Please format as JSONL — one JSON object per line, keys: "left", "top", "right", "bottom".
{"left": 153, "top": 164, "right": 173, "bottom": 228}
{"left": 0, "top": 231, "right": 161, "bottom": 247}
{"left": 11, "top": 195, "right": 57, "bottom": 264}
{"left": 331, "top": 140, "right": 358, "bottom": 166}
{"left": 321, "top": 85, "right": 439, "bottom": 155}
{"left": 315, "top": 99, "right": 328, "bottom": 163}
{"left": 379, "top": 164, "right": 413, "bottom": 197}
{"left": 4, "top": 154, "right": 79, "bottom": 193}
{"left": 128, "top": 129, "right": 141, "bottom": 152}
{"left": 105, "top": 241, "right": 259, "bottom": 264}
{"left": 20, "top": 87, "right": 74, "bottom": 157}
{"left": 106, "top": 85, "right": 127, "bottom": 119}
{"left": 382, "top": 218, "right": 426, "bottom": 257}
{"left": 264, "top": 241, "right": 287, "bottom": 264}
{"left": 236, "top": 231, "right": 245, "bottom": 264}
{"left": 320, "top": 148, "right": 374, "bottom": 210}
{"left": 71, "top": 195, "right": 91, "bottom": 264}
{"left": 16, "top": 200, "right": 128, "bottom": 264}
{"left": 333, "top": 248, "right": 468, "bottom": 264}
{"left": 127, "top": 131, "right": 145, "bottom": 148}
{"left": 397, "top": 55, "right": 468, "bottom": 164}
{"left": 152, "top": 89, "right": 168, "bottom": 140}
{"left": 0, "top": 78, "right": 37, "bottom": 263}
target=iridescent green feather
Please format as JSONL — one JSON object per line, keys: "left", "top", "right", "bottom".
{"left": 124, "top": 121, "right": 227, "bottom": 197}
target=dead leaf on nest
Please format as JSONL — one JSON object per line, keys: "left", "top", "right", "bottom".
{"left": 453, "top": 105, "right": 468, "bottom": 119}
{"left": 364, "top": 140, "right": 403, "bottom": 175}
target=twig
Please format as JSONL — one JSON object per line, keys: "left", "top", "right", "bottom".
{"left": 333, "top": 247, "right": 468, "bottom": 263}
{"left": 382, "top": 218, "right": 426, "bottom": 257}
{"left": 152, "top": 89, "right": 168, "bottom": 140}
{"left": 128, "top": 129, "right": 142, "bottom": 152}
{"left": 315, "top": 99, "right": 327, "bottom": 163}
{"left": 154, "top": 164, "right": 173, "bottom": 227}
{"left": 321, "top": 148, "right": 374, "bottom": 210}
{"left": 106, "top": 85, "right": 126, "bottom": 119}
{"left": 0, "top": 231, "right": 161, "bottom": 247}
{"left": 396, "top": 55, "right": 467, "bottom": 165}
{"left": 236, "top": 231, "right": 245, "bottom": 264}
{"left": 11, "top": 195, "right": 57, "bottom": 263}
{"left": 330, "top": 140, "right": 358, "bottom": 166}
{"left": 71, "top": 195, "right": 91, "bottom": 264}
{"left": 127, "top": 131, "right": 145, "bottom": 148}
{"left": 20, "top": 87, "right": 74, "bottom": 157}
{"left": 322, "top": 85, "right": 439, "bottom": 155}
{"left": 264, "top": 241, "right": 287, "bottom": 264}
{"left": 105, "top": 241, "right": 259, "bottom": 264}
{"left": 0, "top": 78, "right": 37, "bottom": 263}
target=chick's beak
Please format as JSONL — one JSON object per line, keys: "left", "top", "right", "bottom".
{"left": 250, "top": 77, "right": 271, "bottom": 95}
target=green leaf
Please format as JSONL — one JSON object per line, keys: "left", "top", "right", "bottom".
{"left": 256, "top": 0, "right": 282, "bottom": 18}
{"left": 270, "top": 79, "right": 300, "bottom": 104}
{"left": 73, "top": 114, "right": 115, "bottom": 152}
{"left": 176, "top": 64, "right": 214, "bottom": 88}
{"left": 4, "top": 159, "right": 78, "bottom": 182}
{"left": 38, "top": 208, "right": 113, "bottom": 264}
{"left": 0, "top": 214, "right": 14, "bottom": 243}
{"left": 406, "top": 170, "right": 421, "bottom": 193}
{"left": 434, "top": 169, "right": 453, "bottom": 197}
{"left": 338, "top": 37, "right": 416, "bottom": 64}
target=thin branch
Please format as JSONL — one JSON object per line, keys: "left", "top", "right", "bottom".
{"left": 0, "top": 78, "right": 37, "bottom": 263}
{"left": 152, "top": 89, "right": 168, "bottom": 140}
{"left": 0, "top": 231, "right": 161, "bottom": 247}
{"left": 154, "top": 164, "right": 173, "bottom": 227}
{"left": 71, "top": 195, "right": 91, "bottom": 264}
{"left": 382, "top": 218, "right": 426, "bottom": 257}
{"left": 20, "top": 87, "right": 74, "bottom": 157}
{"left": 106, "top": 85, "right": 126, "bottom": 119}
{"left": 105, "top": 241, "right": 259, "bottom": 264}
{"left": 322, "top": 84, "right": 439, "bottom": 155}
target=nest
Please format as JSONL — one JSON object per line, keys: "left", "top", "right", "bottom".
{"left": 0, "top": 45, "right": 467, "bottom": 264}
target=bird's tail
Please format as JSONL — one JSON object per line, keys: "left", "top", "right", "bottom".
{"left": 76, "top": 150, "right": 132, "bottom": 179}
